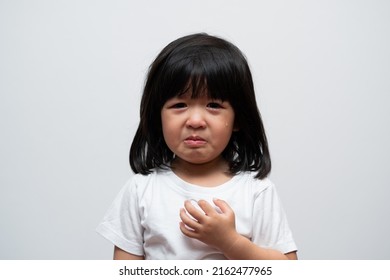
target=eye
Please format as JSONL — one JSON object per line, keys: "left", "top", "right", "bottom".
{"left": 207, "top": 102, "right": 223, "bottom": 109}
{"left": 170, "top": 102, "right": 187, "bottom": 109}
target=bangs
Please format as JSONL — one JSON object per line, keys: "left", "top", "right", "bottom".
{"left": 158, "top": 46, "right": 241, "bottom": 104}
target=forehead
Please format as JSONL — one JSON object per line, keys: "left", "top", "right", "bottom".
{"left": 177, "top": 81, "right": 207, "bottom": 97}
{"left": 173, "top": 79, "right": 229, "bottom": 102}
{"left": 172, "top": 90, "right": 221, "bottom": 102}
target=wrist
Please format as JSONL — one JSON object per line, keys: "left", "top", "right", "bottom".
{"left": 219, "top": 232, "right": 242, "bottom": 257}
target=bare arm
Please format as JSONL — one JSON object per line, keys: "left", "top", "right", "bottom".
{"left": 179, "top": 198, "right": 297, "bottom": 260}
{"left": 113, "top": 246, "right": 144, "bottom": 260}
{"left": 223, "top": 236, "right": 298, "bottom": 260}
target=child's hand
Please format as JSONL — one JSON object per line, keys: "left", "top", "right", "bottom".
{"left": 179, "top": 198, "right": 240, "bottom": 253}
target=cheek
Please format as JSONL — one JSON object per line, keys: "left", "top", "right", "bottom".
{"left": 224, "top": 114, "right": 236, "bottom": 131}
{"left": 161, "top": 112, "right": 170, "bottom": 134}
{"left": 161, "top": 119, "right": 178, "bottom": 148}
{"left": 162, "top": 115, "right": 174, "bottom": 131}
{"left": 219, "top": 116, "right": 236, "bottom": 144}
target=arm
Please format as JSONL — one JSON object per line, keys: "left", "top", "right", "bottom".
{"left": 179, "top": 199, "right": 297, "bottom": 260}
{"left": 113, "top": 246, "right": 144, "bottom": 260}
{"left": 224, "top": 236, "right": 298, "bottom": 260}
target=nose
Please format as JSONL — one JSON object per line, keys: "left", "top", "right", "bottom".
{"left": 186, "top": 108, "right": 206, "bottom": 129}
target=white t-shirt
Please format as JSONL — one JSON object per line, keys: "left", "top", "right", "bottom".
{"left": 96, "top": 168, "right": 297, "bottom": 259}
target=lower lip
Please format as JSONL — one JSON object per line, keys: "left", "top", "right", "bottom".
{"left": 184, "top": 139, "right": 207, "bottom": 147}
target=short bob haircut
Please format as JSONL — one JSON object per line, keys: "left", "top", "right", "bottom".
{"left": 130, "top": 33, "right": 271, "bottom": 179}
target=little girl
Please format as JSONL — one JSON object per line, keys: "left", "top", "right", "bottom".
{"left": 97, "top": 33, "right": 298, "bottom": 260}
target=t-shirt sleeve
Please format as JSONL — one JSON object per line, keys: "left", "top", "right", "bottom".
{"left": 96, "top": 178, "right": 144, "bottom": 256}
{"left": 251, "top": 181, "right": 297, "bottom": 254}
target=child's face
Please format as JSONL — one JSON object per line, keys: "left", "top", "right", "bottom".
{"left": 161, "top": 90, "right": 236, "bottom": 166}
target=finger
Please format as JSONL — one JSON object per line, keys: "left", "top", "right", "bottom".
{"left": 197, "top": 200, "right": 217, "bottom": 216}
{"left": 184, "top": 200, "right": 206, "bottom": 222}
{"left": 179, "top": 208, "right": 201, "bottom": 231}
{"left": 213, "top": 198, "right": 234, "bottom": 214}
{"left": 179, "top": 222, "right": 199, "bottom": 239}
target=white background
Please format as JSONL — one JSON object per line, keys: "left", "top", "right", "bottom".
{"left": 1, "top": 0, "right": 389, "bottom": 259}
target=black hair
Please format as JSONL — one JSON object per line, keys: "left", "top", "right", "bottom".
{"left": 130, "top": 33, "right": 271, "bottom": 179}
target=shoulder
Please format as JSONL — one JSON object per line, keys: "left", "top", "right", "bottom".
{"left": 236, "top": 172, "right": 276, "bottom": 197}
{"left": 123, "top": 168, "right": 172, "bottom": 194}
{"left": 126, "top": 168, "right": 165, "bottom": 183}
{"left": 237, "top": 171, "right": 275, "bottom": 188}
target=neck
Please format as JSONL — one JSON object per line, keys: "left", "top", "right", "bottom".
{"left": 171, "top": 157, "right": 233, "bottom": 187}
